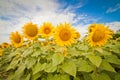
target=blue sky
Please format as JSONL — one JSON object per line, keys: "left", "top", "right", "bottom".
{"left": 0, "top": 0, "right": 120, "bottom": 43}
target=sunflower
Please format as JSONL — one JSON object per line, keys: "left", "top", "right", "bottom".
{"left": 41, "top": 41, "right": 50, "bottom": 46}
{"left": 0, "top": 45, "right": 2, "bottom": 48}
{"left": 0, "top": 48, "right": 2, "bottom": 56}
{"left": 116, "top": 37, "right": 120, "bottom": 42}
{"left": 54, "top": 23, "right": 76, "bottom": 46}
{"left": 1, "top": 42, "right": 10, "bottom": 48}
{"left": 10, "top": 31, "right": 23, "bottom": 48}
{"left": 88, "top": 24, "right": 96, "bottom": 33}
{"left": 39, "top": 22, "right": 54, "bottom": 38}
{"left": 23, "top": 22, "right": 39, "bottom": 40}
{"left": 75, "top": 32, "right": 81, "bottom": 39}
{"left": 87, "top": 24, "right": 113, "bottom": 47}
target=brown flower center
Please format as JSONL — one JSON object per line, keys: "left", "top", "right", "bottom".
{"left": 92, "top": 29, "right": 105, "bottom": 42}
{"left": 13, "top": 34, "right": 21, "bottom": 43}
{"left": 26, "top": 25, "right": 38, "bottom": 37}
{"left": 59, "top": 29, "right": 71, "bottom": 41}
{"left": 44, "top": 28, "right": 51, "bottom": 34}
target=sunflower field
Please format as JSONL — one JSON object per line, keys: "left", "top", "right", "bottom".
{"left": 0, "top": 22, "right": 120, "bottom": 80}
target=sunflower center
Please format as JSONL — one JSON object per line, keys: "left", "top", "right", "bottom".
{"left": 44, "top": 28, "right": 51, "bottom": 34}
{"left": 92, "top": 30, "right": 105, "bottom": 42}
{"left": 13, "top": 34, "right": 21, "bottom": 43}
{"left": 26, "top": 26, "right": 38, "bottom": 37}
{"left": 59, "top": 29, "right": 71, "bottom": 41}
{"left": 89, "top": 29, "right": 92, "bottom": 32}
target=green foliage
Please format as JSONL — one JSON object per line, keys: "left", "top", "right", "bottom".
{"left": 87, "top": 54, "right": 102, "bottom": 67}
{"left": 100, "top": 60, "right": 116, "bottom": 72}
{"left": 91, "top": 72, "right": 111, "bottom": 80}
{"left": 61, "top": 61, "right": 76, "bottom": 77}
{"left": 77, "top": 58, "right": 93, "bottom": 72}
{"left": 0, "top": 39, "right": 120, "bottom": 80}
{"left": 52, "top": 53, "right": 64, "bottom": 66}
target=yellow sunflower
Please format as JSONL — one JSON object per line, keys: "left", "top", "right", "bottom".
{"left": 54, "top": 23, "right": 76, "bottom": 46}
{"left": 1, "top": 42, "right": 10, "bottom": 48}
{"left": 39, "top": 22, "right": 54, "bottom": 38}
{"left": 87, "top": 24, "right": 113, "bottom": 47}
{"left": 75, "top": 32, "right": 81, "bottom": 39}
{"left": 10, "top": 31, "right": 23, "bottom": 48}
{"left": 0, "top": 45, "right": 2, "bottom": 48}
{"left": 23, "top": 22, "right": 39, "bottom": 40}
{"left": 88, "top": 23, "right": 96, "bottom": 33}
{"left": 116, "top": 37, "right": 120, "bottom": 42}
{"left": 0, "top": 48, "right": 2, "bottom": 56}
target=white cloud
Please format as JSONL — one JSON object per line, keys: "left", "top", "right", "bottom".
{"left": 106, "top": 3, "right": 120, "bottom": 13}
{"left": 0, "top": 0, "right": 79, "bottom": 43}
{"left": 106, "top": 21, "right": 120, "bottom": 32}
{"left": 0, "top": 0, "right": 104, "bottom": 43}
{"left": 74, "top": 24, "right": 89, "bottom": 39}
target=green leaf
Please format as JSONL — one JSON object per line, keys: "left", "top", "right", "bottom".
{"left": 83, "top": 73, "right": 92, "bottom": 80}
{"left": 60, "top": 74, "right": 70, "bottom": 80}
{"left": 6, "top": 58, "right": 19, "bottom": 71}
{"left": 31, "top": 49, "right": 41, "bottom": 57}
{"left": 77, "top": 44, "right": 89, "bottom": 51}
{"left": 74, "top": 77, "right": 81, "bottom": 80}
{"left": 52, "top": 74, "right": 70, "bottom": 80}
{"left": 100, "top": 60, "right": 116, "bottom": 72}
{"left": 25, "top": 57, "right": 36, "bottom": 69}
{"left": 115, "top": 73, "right": 120, "bottom": 80}
{"left": 95, "top": 48, "right": 111, "bottom": 55}
{"left": 22, "top": 48, "right": 33, "bottom": 57}
{"left": 47, "top": 74, "right": 55, "bottom": 80}
{"left": 68, "top": 47, "right": 81, "bottom": 56}
{"left": 105, "top": 55, "right": 120, "bottom": 65}
{"left": 44, "top": 63, "right": 57, "bottom": 72}
{"left": 87, "top": 55, "right": 102, "bottom": 67}
{"left": 91, "top": 72, "right": 111, "bottom": 80}
{"left": 111, "top": 44, "right": 120, "bottom": 54}
{"left": 13, "top": 64, "right": 26, "bottom": 79}
{"left": 52, "top": 53, "right": 64, "bottom": 66}
{"left": 25, "top": 74, "right": 31, "bottom": 80}
{"left": 95, "top": 48, "right": 103, "bottom": 53}
{"left": 61, "top": 61, "right": 76, "bottom": 77}
{"left": 7, "top": 72, "right": 14, "bottom": 80}
{"left": 77, "top": 58, "right": 93, "bottom": 72}
{"left": 32, "top": 72, "right": 42, "bottom": 80}
{"left": 33, "top": 63, "right": 46, "bottom": 75}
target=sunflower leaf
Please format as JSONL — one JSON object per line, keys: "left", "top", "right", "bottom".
{"left": 91, "top": 72, "right": 111, "bottom": 80}
{"left": 33, "top": 63, "right": 46, "bottom": 75}
{"left": 100, "top": 60, "right": 116, "bottom": 72}
{"left": 52, "top": 53, "right": 64, "bottom": 66}
{"left": 87, "top": 55, "right": 102, "bottom": 67}
{"left": 61, "top": 61, "right": 76, "bottom": 77}
{"left": 77, "top": 58, "right": 93, "bottom": 72}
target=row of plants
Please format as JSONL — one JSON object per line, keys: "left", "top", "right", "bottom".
{"left": 0, "top": 22, "right": 120, "bottom": 80}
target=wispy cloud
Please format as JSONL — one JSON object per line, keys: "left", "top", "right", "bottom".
{"left": 0, "top": 0, "right": 80, "bottom": 43}
{"left": 106, "top": 21, "right": 120, "bottom": 31}
{"left": 0, "top": 0, "right": 114, "bottom": 43}
{"left": 106, "top": 3, "right": 120, "bottom": 13}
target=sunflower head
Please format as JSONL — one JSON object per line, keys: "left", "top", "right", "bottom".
{"left": 87, "top": 24, "right": 113, "bottom": 47}
{"left": 23, "top": 22, "right": 39, "bottom": 40}
{"left": 75, "top": 32, "right": 81, "bottom": 39}
{"left": 116, "top": 37, "right": 120, "bottom": 42}
{"left": 10, "top": 31, "right": 23, "bottom": 48}
{"left": 0, "top": 45, "right": 2, "bottom": 48}
{"left": 1, "top": 42, "right": 10, "bottom": 48}
{"left": 41, "top": 41, "right": 50, "bottom": 46}
{"left": 54, "top": 23, "right": 76, "bottom": 46}
{"left": 88, "top": 24, "right": 96, "bottom": 33}
{"left": 0, "top": 48, "right": 2, "bottom": 56}
{"left": 39, "top": 22, "right": 54, "bottom": 38}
